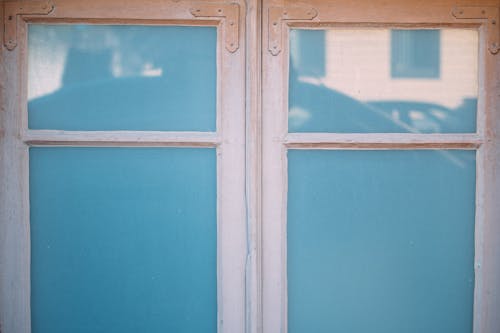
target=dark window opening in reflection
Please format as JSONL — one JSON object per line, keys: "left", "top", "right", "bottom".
{"left": 391, "top": 30, "right": 441, "bottom": 79}
{"left": 289, "top": 28, "right": 478, "bottom": 133}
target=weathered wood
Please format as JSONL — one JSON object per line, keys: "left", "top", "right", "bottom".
{"left": 216, "top": 1, "right": 247, "bottom": 332}
{"left": 1, "top": 0, "right": 499, "bottom": 333}
{"left": 0, "top": 2, "right": 31, "bottom": 332}
{"left": 285, "top": 133, "right": 482, "bottom": 149}
{"left": 1, "top": 1, "right": 248, "bottom": 333}
{"left": 245, "top": 1, "right": 263, "bottom": 333}
{"left": 473, "top": 19, "right": 500, "bottom": 333}
{"left": 23, "top": 130, "right": 220, "bottom": 147}
{"left": 261, "top": 1, "right": 499, "bottom": 333}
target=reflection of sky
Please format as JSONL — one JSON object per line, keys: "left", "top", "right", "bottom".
{"left": 289, "top": 28, "right": 478, "bottom": 134}
{"left": 28, "top": 25, "right": 167, "bottom": 100}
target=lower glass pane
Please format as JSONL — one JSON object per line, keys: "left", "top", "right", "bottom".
{"left": 30, "top": 147, "right": 216, "bottom": 333}
{"left": 288, "top": 150, "right": 476, "bottom": 333}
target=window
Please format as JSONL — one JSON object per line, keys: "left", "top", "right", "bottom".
{"left": 1, "top": 2, "right": 246, "bottom": 332}
{"left": 262, "top": 1, "right": 499, "bottom": 333}
{"left": 1, "top": 1, "right": 499, "bottom": 332}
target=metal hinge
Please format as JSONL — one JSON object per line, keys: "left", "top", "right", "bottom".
{"left": 3, "top": 0, "right": 54, "bottom": 50}
{"left": 452, "top": 6, "right": 499, "bottom": 54}
{"left": 190, "top": 3, "right": 240, "bottom": 53}
{"left": 268, "top": 6, "right": 317, "bottom": 56}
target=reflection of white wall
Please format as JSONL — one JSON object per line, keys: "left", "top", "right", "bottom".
{"left": 300, "top": 29, "right": 478, "bottom": 109}
{"left": 28, "top": 28, "right": 68, "bottom": 100}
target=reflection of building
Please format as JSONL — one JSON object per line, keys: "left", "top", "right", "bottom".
{"left": 292, "top": 28, "right": 478, "bottom": 109}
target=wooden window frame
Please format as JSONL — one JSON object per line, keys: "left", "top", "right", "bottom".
{"left": 261, "top": 1, "right": 500, "bottom": 333}
{"left": 0, "top": 1, "right": 247, "bottom": 332}
{"left": 1, "top": 0, "right": 499, "bottom": 333}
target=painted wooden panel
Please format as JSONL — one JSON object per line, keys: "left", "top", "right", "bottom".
{"left": 287, "top": 149, "right": 476, "bottom": 333}
{"left": 289, "top": 28, "right": 478, "bottom": 133}
{"left": 29, "top": 147, "right": 216, "bottom": 333}
{"left": 28, "top": 25, "right": 216, "bottom": 131}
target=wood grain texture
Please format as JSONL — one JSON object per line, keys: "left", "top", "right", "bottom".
{"left": 245, "top": 1, "right": 263, "bottom": 333}
{"left": 261, "top": 1, "right": 499, "bottom": 333}
{"left": 285, "top": 133, "right": 482, "bottom": 149}
{"left": 0, "top": 3, "right": 31, "bottom": 332}
{"left": 474, "top": 15, "right": 500, "bottom": 333}
{"left": 1, "top": 0, "right": 499, "bottom": 332}
{"left": 23, "top": 131, "right": 220, "bottom": 147}
{"left": 2, "top": 1, "right": 248, "bottom": 332}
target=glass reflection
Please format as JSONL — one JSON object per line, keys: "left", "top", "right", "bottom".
{"left": 289, "top": 29, "right": 478, "bottom": 133}
{"left": 28, "top": 25, "right": 216, "bottom": 131}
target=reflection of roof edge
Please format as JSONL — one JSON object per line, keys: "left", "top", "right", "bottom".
{"left": 29, "top": 76, "right": 164, "bottom": 102}
{"left": 28, "top": 75, "right": 215, "bottom": 105}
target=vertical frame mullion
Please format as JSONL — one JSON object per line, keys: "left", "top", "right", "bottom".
{"left": 217, "top": 2, "right": 248, "bottom": 331}
{"left": 245, "top": 0, "right": 264, "bottom": 332}
{"left": 474, "top": 14, "right": 500, "bottom": 333}
{"left": 0, "top": 8, "right": 32, "bottom": 333}
{"left": 262, "top": 1, "right": 287, "bottom": 332}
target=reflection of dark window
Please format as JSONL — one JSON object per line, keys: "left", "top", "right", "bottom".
{"left": 290, "top": 29, "right": 326, "bottom": 77}
{"left": 391, "top": 29, "right": 440, "bottom": 79}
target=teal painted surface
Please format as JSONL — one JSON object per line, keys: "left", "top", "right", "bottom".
{"left": 288, "top": 150, "right": 476, "bottom": 333}
{"left": 28, "top": 25, "right": 216, "bottom": 131}
{"left": 289, "top": 29, "right": 477, "bottom": 133}
{"left": 30, "top": 148, "right": 217, "bottom": 333}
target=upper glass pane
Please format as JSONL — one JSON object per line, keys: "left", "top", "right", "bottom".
{"left": 28, "top": 25, "right": 216, "bottom": 131}
{"left": 289, "top": 29, "right": 478, "bottom": 133}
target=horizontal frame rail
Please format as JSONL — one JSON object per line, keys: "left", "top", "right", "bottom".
{"left": 285, "top": 133, "right": 483, "bottom": 149}
{"left": 23, "top": 130, "right": 220, "bottom": 147}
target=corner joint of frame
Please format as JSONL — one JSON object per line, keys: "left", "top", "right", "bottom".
{"left": 3, "top": 0, "right": 55, "bottom": 51}
{"left": 190, "top": 2, "right": 240, "bottom": 53}
{"left": 267, "top": 6, "right": 318, "bottom": 56}
{"left": 452, "top": 5, "right": 499, "bottom": 55}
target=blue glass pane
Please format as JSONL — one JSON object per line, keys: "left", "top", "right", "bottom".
{"left": 30, "top": 148, "right": 216, "bottom": 333}
{"left": 289, "top": 29, "right": 478, "bottom": 133}
{"left": 28, "top": 25, "right": 216, "bottom": 131}
{"left": 288, "top": 150, "right": 476, "bottom": 333}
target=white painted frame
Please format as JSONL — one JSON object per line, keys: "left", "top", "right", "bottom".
{"left": 261, "top": 1, "right": 500, "bottom": 333}
{"left": 0, "top": 1, "right": 247, "bottom": 332}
